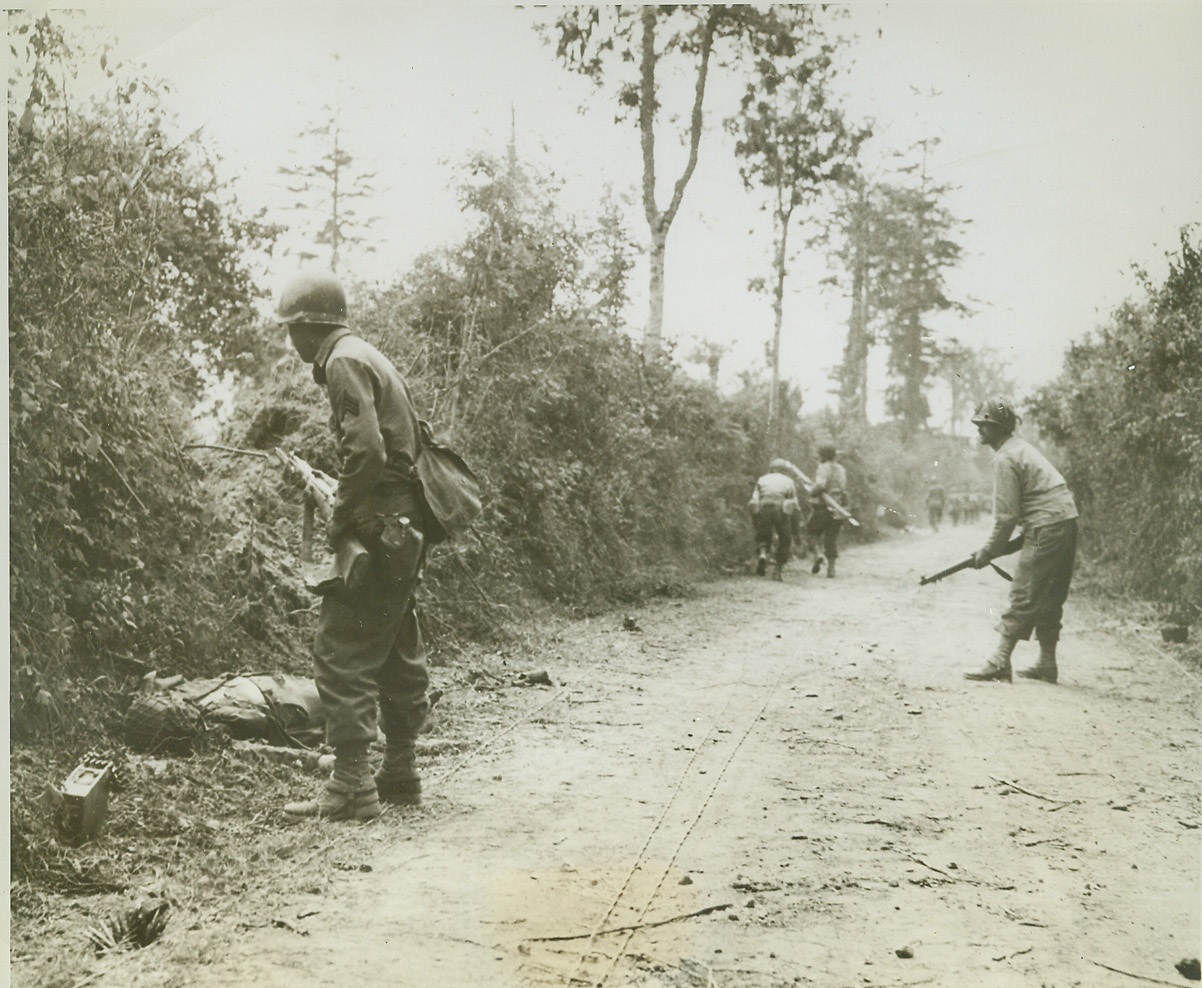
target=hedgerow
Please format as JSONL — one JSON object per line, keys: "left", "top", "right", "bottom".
{"left": 1027, "top": 227, "right": 1202, "bottom": 619}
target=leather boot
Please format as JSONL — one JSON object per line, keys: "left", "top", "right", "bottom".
{"left": 375, "top": 740, "right": 422, "bottom": 805}
{"left": 1017, "top": 640, "right": 1059, "bottom": 683}
{"left": 283, "top": 778, "right": 382, "bottom": 821}
{"left": 811, "top": 555, "right": 825, "bottom": 575}
{"left": 772, "top": 562, "right": 783, "bottom": 581}
{"left": 284, "top": 744, "right": 381, "bottom": 820}
{"left": 756, "top": 549, "right": 768, "bottom": 577}
{"left": 827, "top": 558, "right": 836, "bottom": 578}
{"left": 964, "top": 636, "right": 1017, "bottom": 682}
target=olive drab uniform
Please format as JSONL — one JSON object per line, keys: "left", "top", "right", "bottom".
{"left": 806, "top": 455, "right": 847, "bottom": 577}
{"left": 964, "top": 396, "right": 1079, "bottom": 685}
{"left": 981, "top": 435, "right": 1079, "bottom": 652}
{"left": 749, "top": 471, "right": 799, "bottom": 580}
{"left": 926, "top": 483, "right": 946, "bottom": 531}
{"left": 312, "top": 328, "right": 430, "bottom": 781}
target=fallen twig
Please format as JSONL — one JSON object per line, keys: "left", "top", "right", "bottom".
{"left": 990, "top": 776, "right": 1061, "bottom": 803}
{"left": 525, "top": 902, "right": 733, "bottom": 943}
{"left": 1089, "top": 959, "right": 1191, "bottom": 986}
{"left": 907, "top": 855, "right": 1015, "bottom": 890}
{"left": 992, "top": 946, "right": 1033, "bottom": 962}
{"left": 795, "top": 735, "right": 860, "bottom": 753}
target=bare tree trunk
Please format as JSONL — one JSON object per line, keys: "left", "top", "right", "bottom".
{"left": 839, "top": 244, "right": 869, "bottom": 425}
{"left": 768, "top": 202, "right": 791, "bottom": 446}
{"left": 645, "top": 225, "right": 667, "bottom": 361}
{"left": 639, "top": 6, "right": 719, "bottom": 363}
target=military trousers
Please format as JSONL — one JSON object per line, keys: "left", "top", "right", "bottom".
{"left": 753, "top": 503, "right": 794, "bottom": 565}
{"left": 806, "top": 505, "right": 843, "bottom": 560}
{"left": 998, "top": 517, "right": 1078, "bottom": 644}
{"left": 313, "top": 513, "right": 430, "bottom": 751}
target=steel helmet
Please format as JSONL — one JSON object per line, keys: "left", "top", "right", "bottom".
{"left": 768, "top": 457, "right": 792, "bottom": 473}
{"left": 818, "top": 443, "right": 837, "bottom": 461}
{"left": 971, "top": 397, "right": 1017, "bottom": 433}
{"left": 276, "top": 271, "right": 348, "bottom": 327}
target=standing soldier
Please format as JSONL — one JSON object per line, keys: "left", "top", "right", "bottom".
{"left": 749, "top": 463, "right": 800, "bottom": 581}
{"left": 963, "top": 397, "right": 1079, "bottom": 684}
{"left": 805, "top": 443, "right": 848, "bottom": 578}
{"left": 925, "top": 479, "right": 946, "bottom": 531}
{"left": 277, "top": 271, "right": 432, "bottom": 820}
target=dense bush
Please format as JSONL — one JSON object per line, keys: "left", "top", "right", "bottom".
{"left": 234, "top": 153, "right": 764, "bottom": 635}
{"left": 1028, "top": 227, "right": 1202, "bottom": 618}
{"left": 8, "top": 17, "right": 284, "bottom": 742}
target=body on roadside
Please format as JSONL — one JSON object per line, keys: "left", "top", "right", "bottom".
{"left": 277, "top": 270, "right": 433, "bottom": 821}
{"left": 964, "top": 396, "right": 1079, "bottom": 685}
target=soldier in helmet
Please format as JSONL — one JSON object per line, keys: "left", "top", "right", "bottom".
{"left": 749, "top": 461, "right": 800, "bottom": 581}
{"left": 277, "top": 271, "right": 433, "bottom": 821}
{"left": 963, "top": 397, "right": 1079, "bottom": 685}
{"left": 805, "top": 443, "right": 848, "bottom": 578}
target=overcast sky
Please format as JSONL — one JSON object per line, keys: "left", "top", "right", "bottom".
{"left": 43, "top": 1, "right": 1202, "bottom": 423}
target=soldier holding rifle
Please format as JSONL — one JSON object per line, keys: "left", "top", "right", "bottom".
{"left": 962, "top": 397, "right": 1079, "bottom": 685}
{"left": 805, "top": 443, "right": 848, "bottom": 578}
{"left": 277, "top": 270, "right": 432, "bottom": 821}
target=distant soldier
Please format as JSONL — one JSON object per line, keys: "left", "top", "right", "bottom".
{"left": 963, "top": 397, "right": 1079, "bottom": 685}
{"left": 805, "top": 443, "right": 848, "bottom": 578}
{"left": 749, "top": 464, "right": 799, "bottom": 581}
{"left": 948, "top": 493, "right": 960, "bottom": 526}
{"left": 925, "top": 479, "right": 946, "bottom": 531}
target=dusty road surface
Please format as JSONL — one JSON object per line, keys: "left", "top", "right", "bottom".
{"left": 109, "top": 523, "right": 1199, "bottom": 988}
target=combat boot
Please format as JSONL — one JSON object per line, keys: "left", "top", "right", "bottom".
{"left": 771, "top": 562, "right": 783, "bottom": 582}
{"left": 283, "top": 778, "right": 382, "bottom": 821}
{"left": 756, "top": 549, "right": 768, "bottom": 577}
{"left": 964, "top": 635, "right": 1017, "bottom": 682}
{"left": 827, "top": 558, "right": 836, "bottom": 578}
{"left": 1017, "top": 640, "right": 1059, "bottom": 683}
{"left": 285, "top": 744, "right": 381, "bottom": 821}
{"left": 375, "top": 740, "right": 422, "bottom": 805}
{"left": 811, "top": 555, "right": 825, "bottom": 575}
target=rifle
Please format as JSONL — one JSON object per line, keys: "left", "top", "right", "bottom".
{"left": 184, "top": 444, "right": 376, "bottom": 594}
{"left": 770, "top": 458, "right": 860, "bottom": 528}
{"left": 273, "top": 450, "right": 370, "bottom": 593}
{"left": 919, "top": 535, "right": 1025, "bottom": 586}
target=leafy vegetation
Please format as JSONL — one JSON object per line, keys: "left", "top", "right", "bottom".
{"left": 8, "top": 13, "right": 1197, "bottom": 954}
{"left": 1028, "top": 227, "right": 1202, "bottom": 620}
{"left": 8, "top": 13, "right": 283, "bottom": 745}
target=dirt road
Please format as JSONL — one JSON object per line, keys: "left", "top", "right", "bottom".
{"left": 116, "top": 523, "right": 1200, "bottom": 988}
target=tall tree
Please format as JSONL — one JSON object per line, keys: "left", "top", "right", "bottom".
{"left": 830, "top": 178, "right": 878, "bottom": 426}
{"left": 933, "top": 337, "right": 1014, "bottom": 435}
{"left": 545, "top": 5, "right": 821, "bottom": 361}
{"left": 728, "top": 45, "right": 867, "bottom": 443}
{"left": 875, "top": 150, "right": 967, "bottom": 436}
{"left": 277, "top": 54, "right": 380, "bottom": 273}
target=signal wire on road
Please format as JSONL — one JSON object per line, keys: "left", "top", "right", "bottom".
{"left": 560, "top": 664, "right": 786, "bottom": 987}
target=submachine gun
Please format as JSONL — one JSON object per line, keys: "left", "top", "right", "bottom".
{"left": 919, "top": 536, "right": 1025, "bottom": 586}
{"left": 184, "top": 443, "right": 370, "bottom": 593}
{"left": 272, "top": 450, "right": 371, "bottom": 594}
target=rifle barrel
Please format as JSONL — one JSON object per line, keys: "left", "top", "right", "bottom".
{"left": 919, "top": 557, "right": 972, "bottom": 586}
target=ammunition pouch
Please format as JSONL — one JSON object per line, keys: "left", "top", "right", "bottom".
{"left": 374, "top": 514, "right": 424, "bottom": 586}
